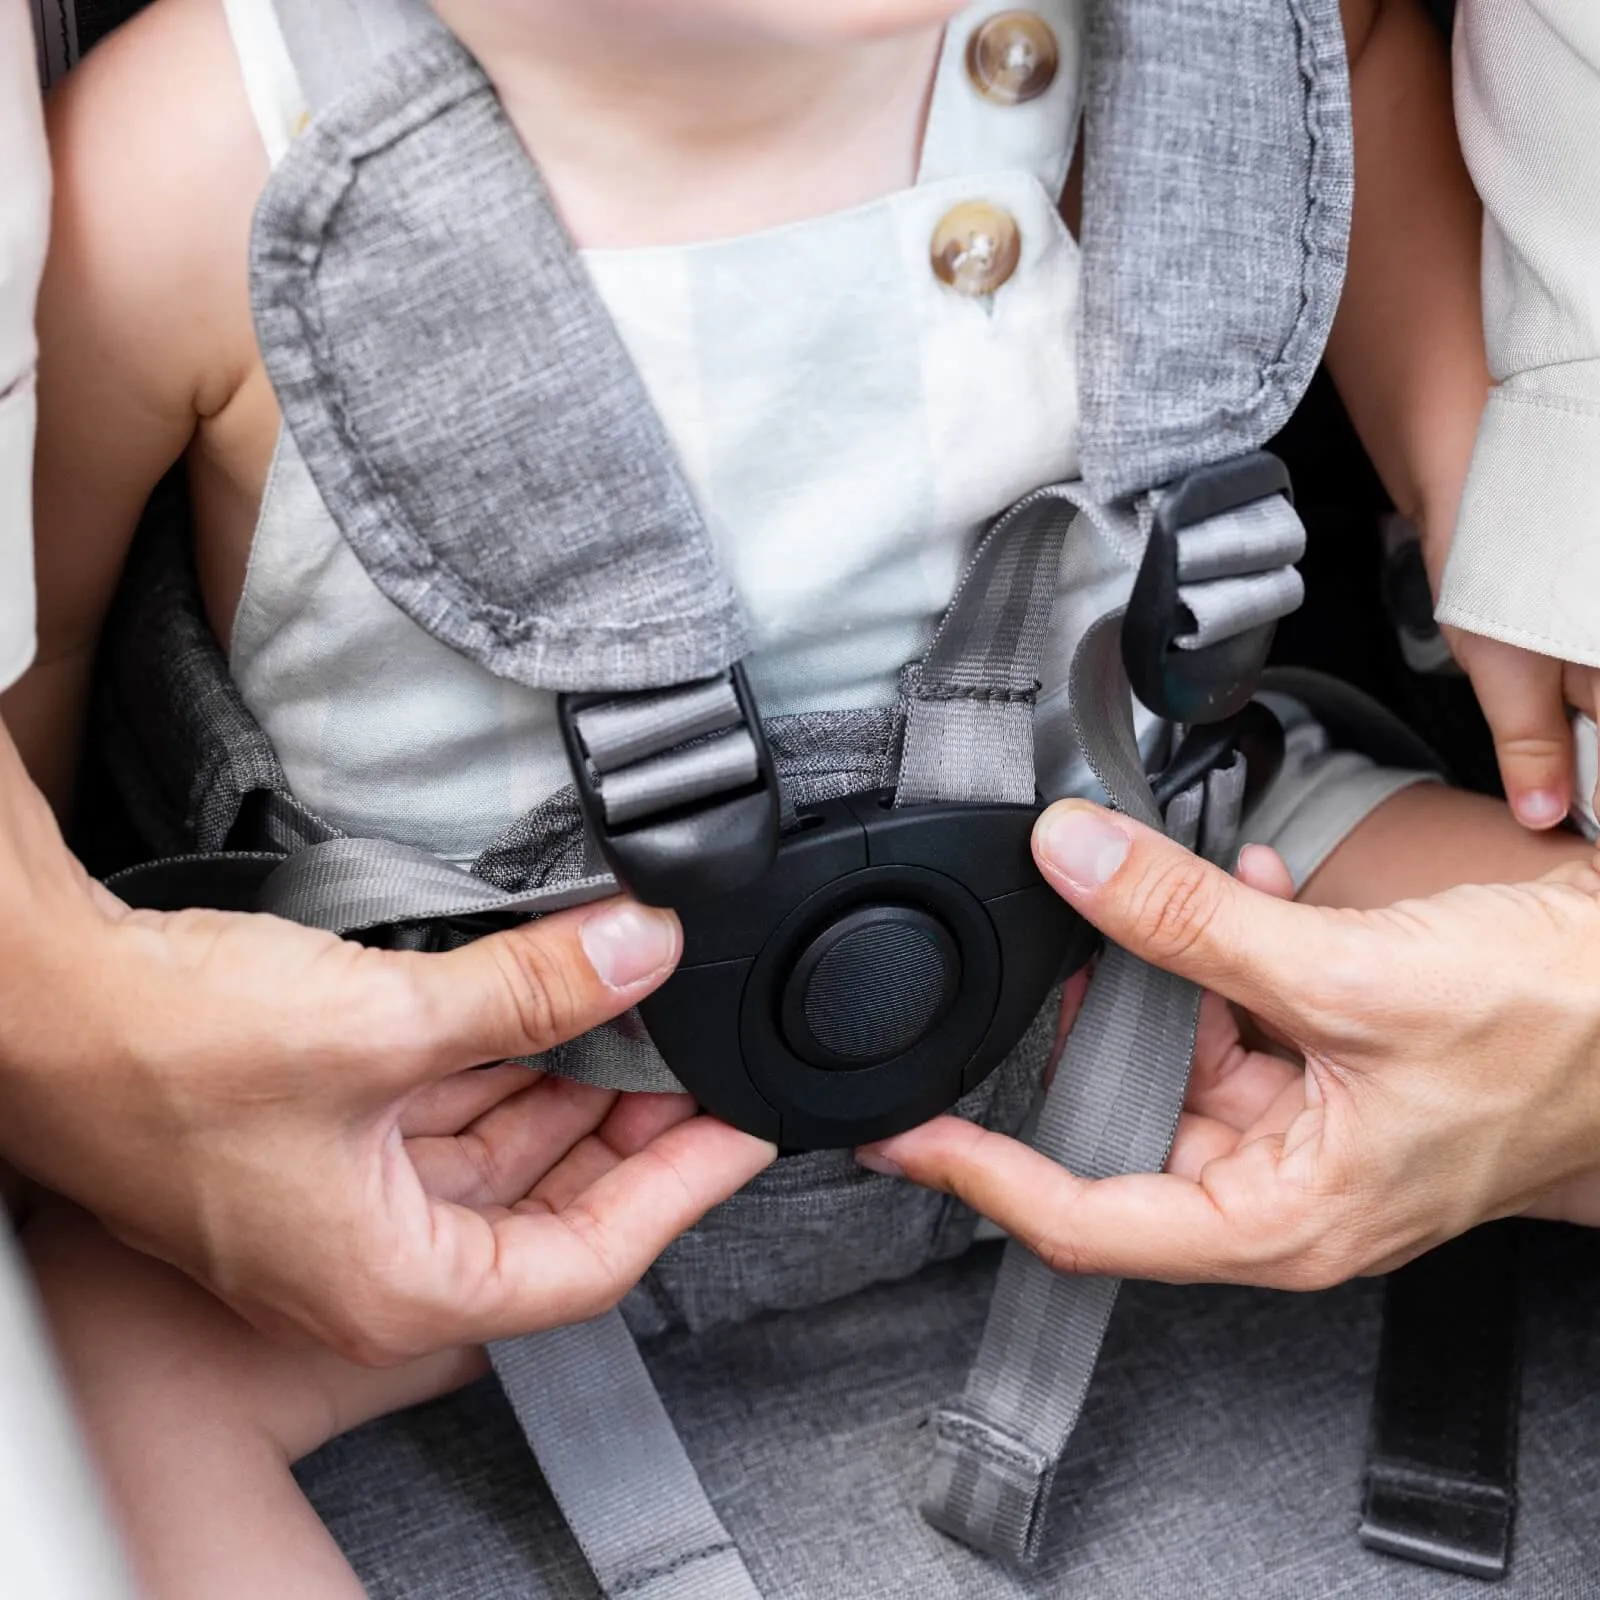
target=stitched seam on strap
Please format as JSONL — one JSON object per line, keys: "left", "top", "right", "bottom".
{"left": 935, "top": 1411, "right": 1052, "bottom": 1476}
{"left": 916, "top": 687, "right": 1039, "bottom": 705}
{"left": 613, "top": 1541, "right": 738, "bottom": 1595}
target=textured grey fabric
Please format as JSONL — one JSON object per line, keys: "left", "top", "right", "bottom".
{"left": 490, "top": 1319, "right": 761, "bottom": 1600}
{"left": 1076, "top": 0, "right": 1352, "bottom": 503}
{"left": 896, "top": 490, "right": 1076, "bottom": 809}
{"left": 299, "top": 1224, "right": 1600, "bottom": 1599}
{"left": 96, "top": 479, "right": 328, "bottom": 857}
{"left": 251, "top": 17, "right": 747, "bottom": 694}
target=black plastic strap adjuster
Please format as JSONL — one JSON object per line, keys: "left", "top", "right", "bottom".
{"left": 1123, "top": 451, "right": 1295, "bottom": 725}
{"left": 558, "top": 665, "right": 781, "bottom": 909}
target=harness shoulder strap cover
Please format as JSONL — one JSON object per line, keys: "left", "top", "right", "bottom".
{"left": 254, "top": 0, "right": 747, "bottom": 694}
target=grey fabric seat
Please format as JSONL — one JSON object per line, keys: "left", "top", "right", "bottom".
{"left": 298, "top": 1223, "right": 1600, "bottom": 1599}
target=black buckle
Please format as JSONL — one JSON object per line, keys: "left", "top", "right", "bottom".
{"left": 1150, "top": 700, "right": 1286, "bottom": 815}
{"left": 1122, "top": 451, "right": 1295, "bottom": 725}
{"left": 558, "top": 665, "right": 780, "bottom": 908}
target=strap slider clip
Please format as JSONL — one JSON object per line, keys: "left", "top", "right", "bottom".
{"left": 1123, "top": 451, "right": 1297, "bottom": 724}
{"left": 558, "top": 665, "right": 780, "bottom": 908}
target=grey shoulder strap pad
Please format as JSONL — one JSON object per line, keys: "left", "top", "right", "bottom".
{"left": 253, "top": 6, "right": 746, "bottom": 693}
{"left": 1077, "top": 0, "right": 1353, "bottom": 502}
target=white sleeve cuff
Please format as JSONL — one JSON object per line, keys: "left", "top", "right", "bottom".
{"left": 1438, "top": 370, "right": 1600, "bottom": 669}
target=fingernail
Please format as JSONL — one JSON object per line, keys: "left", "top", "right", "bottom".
{"left": 1035, "top": 806, "right": 1131, "bottom": 889}
{"left": 1515, "top": 790, "right": 1567, "bottom": 828}
{"left": 580, "top": 904, "right": 680, "bottom": 990}
{"left": 856, "top": 1148, "right": 905, "bottom": 1178}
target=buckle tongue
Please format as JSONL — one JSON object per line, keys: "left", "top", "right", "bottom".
{"left": 559, "top": 665, "right": 780, "bottom": 908}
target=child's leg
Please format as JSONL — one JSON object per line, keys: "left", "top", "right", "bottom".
{"left": 1301, "top": 782, "right": 1593, "bottom": 909}
{"left": 23, "top": 1202, "right": 487, "bottom": 1600}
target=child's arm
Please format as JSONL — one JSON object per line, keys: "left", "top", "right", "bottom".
{"left": 0, "top": 0, "right": 263, "bottom": 812}
{"left": 1326, "top": 0, "right": 1487, "bottom": 568}
{"left": 1326, "top": 0, "right": 1600, "bottom": 830}
{"left": 1437, "top": 1, "right": 1600, "bottom": 830}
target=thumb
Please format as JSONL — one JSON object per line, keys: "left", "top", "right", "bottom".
{"left": 404, "top": 898, "right": 683, "bottom": 1080}
{"left": 1457, "top": 634, "right": 1571, "bottom": 829}
{"left": 1032, "top": 800, "right": 1348, "bottom": 1039}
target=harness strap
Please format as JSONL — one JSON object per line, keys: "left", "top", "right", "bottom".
{"left": 921, "top": 609, "right": 1249, "bottom": 1564}
{"left": 896, "top": 490, "right": 1076, "bottom": 809}
{"left": 486, "top": 486, "right": 1079, "bottom": 1600}
{"left": 490, "top": 1320, "right": 762, "bottom": 1600}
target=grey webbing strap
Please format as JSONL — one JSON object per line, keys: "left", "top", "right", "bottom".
{"left": 490, "top": 1321, "right": 761, "bottom": 1600}
{"left": 923, "top": 613, "right": 1248, "bottom": 1565}
{"left": 896, "top": 490, "right": 1077, "bottom": 808}
{"left": 1171, "top": 496, "right": 1307, "bottom": 650}
{"left": 258, "top": 837, "right": 618, "bottom": 934}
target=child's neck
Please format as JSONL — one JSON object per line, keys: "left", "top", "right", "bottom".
{"left": 432, "top": 0, "right": 948, "bottom": 248}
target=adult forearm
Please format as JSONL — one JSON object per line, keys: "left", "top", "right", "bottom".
{"left": 0, "top": 715, "right": 115, "bottom": 1174}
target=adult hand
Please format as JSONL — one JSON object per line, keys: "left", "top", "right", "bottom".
{"left": 0, "top": 729, "right": 775, "bottom": 1362}
{"left": 861, "top": 799, "right": 1600, "bottom": 1289}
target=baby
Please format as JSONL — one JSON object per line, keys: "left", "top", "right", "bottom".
{"left": 6, "top": 0, "right": 1593, "bottom": 1594}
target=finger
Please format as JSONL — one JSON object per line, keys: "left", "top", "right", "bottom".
{"left": 523, "top": 1093, "right": 705, "bottom": 1213}
{"left": 1165, "top": 1112, "right": 1241, "bottom": 1180}
{"left": 403, "top": 899, "right": 683, "bottom": 1085}
{"left": 465, "top": 1118, "right": 778, "bottom": 1333}
{"left": 1236, "top": 843, "right": 1294, "bottom": 901}
{"left": 859, "top": 1117, "right": 1292, "bottom": 1286}
{"left": 408, "top": 1074, "right": 620, "bottom": 1208}
{"left": 1186, "top": 993, "right": 1301, "bottom": 1131}
{"left": 1464, "top": 638, "right": 1570, "bottom": 828}
{"left": 596, "top": 1092, "right": 703, "bottom": 1159}
{"left": 1030, "top": 801, "right": 1351, "bottom": 1038}
{"left": 400, "top": 1063, "right": 541, "bottom": 1138}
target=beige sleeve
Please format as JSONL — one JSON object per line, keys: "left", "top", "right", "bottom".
{"left": 0, "top": 0, "right": 52, "bottom": 695}
{"left": 1441, "top": 0, "right": 1600, "bottom": 667}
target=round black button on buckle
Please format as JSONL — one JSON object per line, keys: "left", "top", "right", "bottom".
{"left": 781, "top": 904, "right": 963, "bottom": 1070}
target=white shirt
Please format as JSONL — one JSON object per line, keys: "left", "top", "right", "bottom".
{"left": 1444, "top": 0, "right": 1600, "bottom": 667}
{"left": 0, "top": 0, "right": 51, "bottom": 694}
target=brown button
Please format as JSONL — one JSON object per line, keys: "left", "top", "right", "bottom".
{"left": 931, "top": 202, "right": 1022, "bottom": 297}
{"left": 965, "top": 11, "right": 1060, "bottom": 106}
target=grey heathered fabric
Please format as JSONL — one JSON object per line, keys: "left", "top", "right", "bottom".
{"left": 1076, "top": 0, "right": 1352, "bottom": 503}
{"left": 95, "top": 478, "right": 329, "bottom": 857}
{"left": 250, "top": 14, "right": 747, "bottom": 694}
{"left": 298, "top": 1224, "right": 1600, "bottom": 1599}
